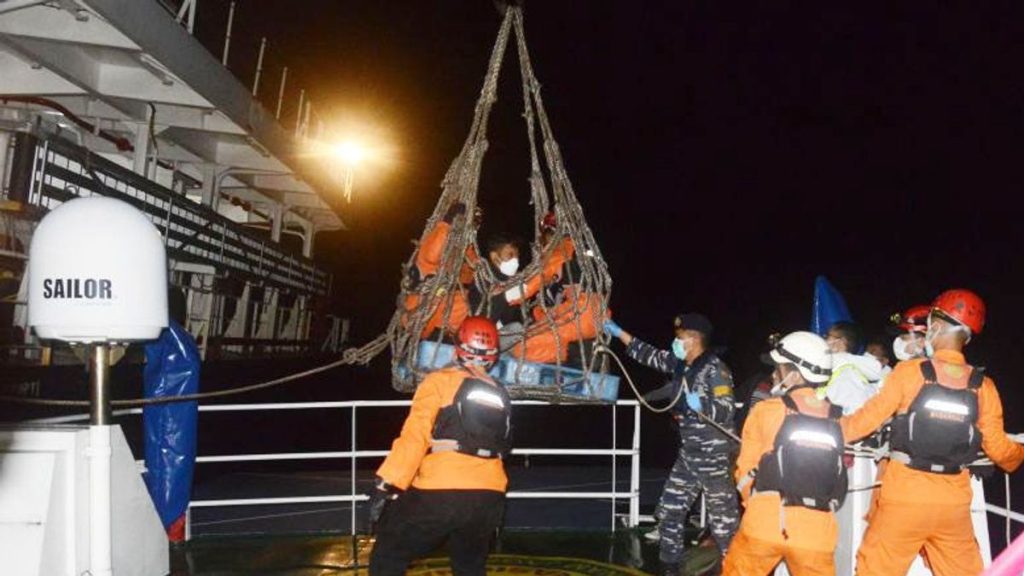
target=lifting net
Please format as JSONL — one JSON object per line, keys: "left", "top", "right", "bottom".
{"left": 385, "top": 6, "right": 613, "bottom": 399}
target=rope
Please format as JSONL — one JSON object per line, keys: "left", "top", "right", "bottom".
{"left": 0, "top": 334, "right": 389, "bottom": 408}
{"left": 593, "top": 344, "right": 742, "bottom": 443}
{"left": 595, "top": 345, "right": 907, "bottom": 455}
{"left": 385, "top": 6, "right": 614, "bottom": 394}
{"left": 594, "top": 344, "right": 686, "bottom": 414}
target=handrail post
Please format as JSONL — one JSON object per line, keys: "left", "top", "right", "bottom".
{"left": 611, "top": 401, "right": 617, "bottom": 531}
{"left": 351, "top": 404, "right": 358, "bottom": 538}
{"left": 630, "top": 402, "right": 641, "bottom": 528}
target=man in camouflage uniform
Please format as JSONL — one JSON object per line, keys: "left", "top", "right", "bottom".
{"left": 604, "top": 313, "right": 739, "bottom": 576}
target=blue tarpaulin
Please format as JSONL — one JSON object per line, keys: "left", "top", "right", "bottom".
{"left": 811, "top": 275, "right": 853, "bottom": 336}
{"left": 143, "top": 321, "right": 199, "bottom": 539}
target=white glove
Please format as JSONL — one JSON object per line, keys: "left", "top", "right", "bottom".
{"left": 504, "top": 285, "right": 523, "bottom": 303}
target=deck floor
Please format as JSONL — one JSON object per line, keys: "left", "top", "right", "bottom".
{"left": 171, "top": 529, "right": 722, "bottom": 575}
{"left": 175, "top": 466, "right": 723, "bottom": 574}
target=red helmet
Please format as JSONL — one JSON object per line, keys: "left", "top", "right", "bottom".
{"left": 456, "top": 316, "right": 499, "bottom": 365}
{"left": 541, "top": 211, "right": 558, "bottom": 231}
{"left": 893, "top": 304, "right": 930, "bottom": 334}
{"left": 931, "top": 289, "right": 986, "bottom": 335}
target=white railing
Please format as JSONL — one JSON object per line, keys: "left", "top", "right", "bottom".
{"left": 34, "top": 399, "right": 643, "bottom": 539}
{"left": 33, "top": 404, "right": 1023, "bottom": 550}
{"left": 183, "top": 399, "right": 642, "bottom": 540}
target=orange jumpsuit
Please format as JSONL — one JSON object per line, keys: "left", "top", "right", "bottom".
{"left": 508, "top": 236, "right": 575, "bottom": 304}
{"left": 376, "top": 365, "right": 508, "bottom": 492}
{"left": 509, "top": 285, "right": 603, "bottom": 363}
{"left": 507, "top": 237, "right": 605, "bottom": 363}
{"left": 841, "top": 349, "right": 1024, "bottom": 576}
{"left": 723, "top": 387, "right": 840, "bottom": 576}
{"left": 402, "top": 221, "right": 480, "bottom": 338}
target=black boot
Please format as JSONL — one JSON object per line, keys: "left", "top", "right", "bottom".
{"left": 700, "top": 555, "right": 723, "bottom": 576}
{"left": 659, "top": 562, "right": 680, "bottom": 576}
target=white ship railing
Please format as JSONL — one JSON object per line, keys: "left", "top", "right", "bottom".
{"left": 35, "top": 399, "right": 643, "bottom": 540}
{"left": 33, "top": 404, "right": 1024, "bottom": 553}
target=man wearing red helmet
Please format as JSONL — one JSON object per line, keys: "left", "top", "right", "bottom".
{"left": 891, "top": 304, "right": 930, "bottom": 363}
{"left": 369, "top": 316, "right": 511, "bottom": 576}
{"left": 841, "top": 289, "right": 1024, "bottom": 575}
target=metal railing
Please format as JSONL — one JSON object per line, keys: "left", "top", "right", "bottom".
{"left": 181, "top": 399, "right": 642, "bottom": 540}
{"left": 31, "top": 402, "right": 1024, "bottom": 552}
{"left": 17, "top": 134, "right": 329, "bottom": 296}
{"left": 34, "top": 399, "right": 643, "bottom": 539}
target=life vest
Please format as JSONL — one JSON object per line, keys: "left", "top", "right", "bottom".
{"left": 889, "top": 360, "right": 983, "bottom": 474}
{"left": 432, "top": 376, "right": 512, "bottom": 459}
{"left": 753, "top": 392, "right": 847, "bottom": 512}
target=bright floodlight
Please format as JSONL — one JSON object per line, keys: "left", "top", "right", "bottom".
{"left": 333, "top": 141, "right": 365, "bottom": 166}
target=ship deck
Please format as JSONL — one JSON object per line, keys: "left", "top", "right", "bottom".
{"left": 174, "top": 466, "right": 725, "bottom": 575}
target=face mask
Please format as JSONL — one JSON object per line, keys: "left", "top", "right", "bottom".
{"left": 924, "top": 320, "right": 941, "bottom": 357}
{"left": 672, "top": 337, "right": 688, "bottom": 360}
{"left": 498, "top": 257, "right": 519, "bottom": 276}
{"left": 892, "top": 334, "right": 923, "bottom": 361}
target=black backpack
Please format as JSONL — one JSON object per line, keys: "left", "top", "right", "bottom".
{"left": 432, "top": 377, "right": 512, "bottom": 459}
{"left": 890, "top": 361, "right": 983, "bottom": 474}
{"left": 754, "top": 394, "right": 847, "bottom": 512}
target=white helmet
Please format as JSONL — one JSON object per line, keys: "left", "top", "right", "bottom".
{"left": 769, "top": 331, "right": 833, "bottom": 384}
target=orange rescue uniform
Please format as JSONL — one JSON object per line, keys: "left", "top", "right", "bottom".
{"left": 723, "top": 387, "right": 840, "bottom": 576}
{"left": 507, "top": 237, "right": 606, "bottom": 363}
{"left": 841, "top": 349, "right": 1024, "bottom": 576}
{"left": 402, "top": 221, "right": 481, "bottom": 338}
{"left": 512, "top": 236, "right": 575, "bottom": 304}
{"left": 510, "top": 285, "right": 604, "bottom": 363}
{"left": 376, "top": 366, "right": 508, "bottom": 492}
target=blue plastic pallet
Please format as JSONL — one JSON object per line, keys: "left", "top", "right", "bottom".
{"left": 397, "top": 340, "right": 502, "bottom": 380}
{"left": 499, "top": 356, "right": 620, "bottom": 403}
{"left": 398, "top": 341, "right": 620, "bottom": 403}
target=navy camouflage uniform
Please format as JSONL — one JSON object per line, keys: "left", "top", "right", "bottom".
{"left": 627, "top": 338, "right": 739, "bottom": 562}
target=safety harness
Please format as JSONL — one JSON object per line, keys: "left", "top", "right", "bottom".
{"left": 431, "top": 376, "right": 512, "bottom": 459}
{"left": 890, "top": 360, "right": 983, "bottom": 474}
{"left": 752, "top": 391, "right": 848, "bottom": 513}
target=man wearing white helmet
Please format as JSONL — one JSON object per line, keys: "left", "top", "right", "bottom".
{"left": 724, "top": 331, "right": 847, "bottom": 576}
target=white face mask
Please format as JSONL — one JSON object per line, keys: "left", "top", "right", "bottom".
{"left": 892, "top": 334, "right": 925, "bottom": 361}
{"left": 498, "top": 257, "right": 519, "bottom": 276}
{"left": 924, "top": 319, "right": 942, "bottom": 357}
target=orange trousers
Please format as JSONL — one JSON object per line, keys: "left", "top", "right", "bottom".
{"left": 855, "top": 499, "right": 982, "bottom": 575}
{"left": 722, "top": 495, "right": 838, "bottom": 576}
{"left": 510, "top": 290, "right": 601, "bottom": 363}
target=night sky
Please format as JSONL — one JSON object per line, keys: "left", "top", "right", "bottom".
{"left": 192, "top": 2, "right": 1024, "bottom": 425}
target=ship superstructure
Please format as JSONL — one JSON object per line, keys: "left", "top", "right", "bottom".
{"left": 0, "top": 0, "right": 346, "bottom": 363}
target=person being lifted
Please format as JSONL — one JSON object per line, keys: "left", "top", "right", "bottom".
{"left": 819, "top": 321, "right": 884, "bottom": 414}
{"left": 841, "top": 289, "right": 1024, "bottom": 575}
{"left": 481, "top": 235, "right": 523, "bottom": 329}
{"left": 723, "top": 331, "right": 846, "bottom": 576}
{"left": 604, "top": 313, "right": 739, "bottom": 576}
{"left": 369, "top": 316, "right": 511, "bottom": 576}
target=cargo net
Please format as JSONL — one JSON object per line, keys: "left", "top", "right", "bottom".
{"left": 386, "top": 6, "right": 614, "bottom": 400}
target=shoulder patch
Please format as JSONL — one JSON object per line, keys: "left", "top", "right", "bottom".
{"left": 713, "top": 385, "right": 733, "bottom": 397}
